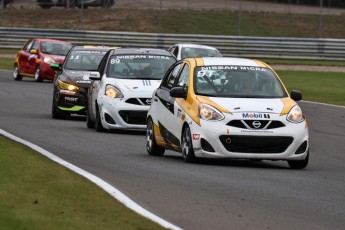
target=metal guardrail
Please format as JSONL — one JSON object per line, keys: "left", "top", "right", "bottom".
{"left": 1, "top": 27, "right": 345, "bottom": 61}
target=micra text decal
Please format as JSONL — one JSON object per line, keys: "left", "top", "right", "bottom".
{"left": 201, "top": 66, "right": 267, "bottom": 71}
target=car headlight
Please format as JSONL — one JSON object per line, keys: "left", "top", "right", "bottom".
{"left": 287, "top": 105, "right": 304, "bottom": 123}
{"left": 105, "top": 85, "right": 123, "bottom": 98}
{"left": 198, "top": 103, "right": 224, "bottom": 121}
{"left": 58, "top": 79, "right": 79, "bottom": 92}
{"left": 44, "top": 56, "right": 56, "bottom": 64}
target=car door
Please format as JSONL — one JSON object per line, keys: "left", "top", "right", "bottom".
{"left": 169, "top": 63, "right": 190, "bottom": 140}
{"left": 154, "top": 62, "right": 182, "bottom": 149}
{"left": 18, "top": 39, "right": 35, "bottom": 74}
{"left": 88, "top": 50, "right": 111, "bottom": 120}
{"left": 26, "top": 39, "right": 40, "bottom": 75}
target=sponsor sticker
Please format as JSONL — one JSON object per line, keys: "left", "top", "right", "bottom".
{"left": 242, "top": 113, "right": 270, "bottom": 119}
{"left": 64, "top": 97, "right": 78, "bottom": 102}
{"left": 201, "top": 66, "right": 267, "bottom": 71}
{"left": 193, "top": 134, "right": 200, "bottom": 140}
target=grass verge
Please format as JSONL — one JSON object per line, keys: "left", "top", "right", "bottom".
{"left": 0, "top": 135, "right": 164, "bottom": 230}
{"left": 0, "top": 58, "right": 14, "bottom": 70}
{"left": 278, "top": 70, "right": 345, "bottom": 106}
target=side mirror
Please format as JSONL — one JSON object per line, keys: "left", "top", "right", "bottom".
{"left": 89, "top": 72, "right": 101, "bottom": 81}
{"left": 170, "top": 87, "right": 187, "bottom": 98}
{"left": 29, "top": 49, "right": 37, "bottom": 54}
{"left": 50, "top": 63, "right": 62, "bottom": 71}
{"left": 290, "top": 90, "right": 302, "bottom": 101}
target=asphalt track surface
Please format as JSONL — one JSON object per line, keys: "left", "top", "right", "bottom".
{"left": 0, "top": 70, "right": 344, "bottom": 230}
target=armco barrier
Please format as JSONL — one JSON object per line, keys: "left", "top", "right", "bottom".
{"left": 1, "top": 27, "right": 345, "bottom": 61}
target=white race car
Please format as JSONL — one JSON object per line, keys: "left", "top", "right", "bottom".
{"left": 146, "top": 57, "right": 309, "bottom": 169}
{"left": 87, "top": 48, "right": 176, "bottom": 131}
{"left": 168, "top": 43, "right": 222, "bottom": 60}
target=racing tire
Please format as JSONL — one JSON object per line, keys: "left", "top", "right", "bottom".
{"left": 13, "top": 64, "right": 23, "bottom": 81}
{"left": 34, "top": 66, "right": 43, "bottom": 82}
{"left": 95, "top": 104, "right": 107, "bottom": 132}
{"left": 287, "top": 151, "right": 309, "bottom": 169}
{"left": 51, "top": 94, "right": 67, "bottom": 119}
{"left": 146, "top": 117, "right": 165, "bottom": 156}
{"left": 181, "top": 125, "right": 197, "bottom": 163}
{"left": 86, "top": 106, "right": 95, "bottom": 129}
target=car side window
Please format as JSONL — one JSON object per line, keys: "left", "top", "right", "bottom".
{"left": 176, "top": 64, "right": 190, "bottom": 89}
{"left": 161, "top": 63, "right": 182, "bottom": 90}
{"left": 31, "top": 40, "right": 39, "bottom": 51}
{"left": 99, "top": 50, "right": 111, "bottom": 76}
{"left": 173, "top": 47, "right": 179, "bottom": 57}
{"left": 23, "top": 40, "right": 35, "bottom": 52}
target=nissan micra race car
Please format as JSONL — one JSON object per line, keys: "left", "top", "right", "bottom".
{"left": 146, "top": 57, "right": 309, "bottom": 169}
{"left": 87, "top": 48, "right": 176, "bottom": 131}
{"left": 51, "top": 46, "right": 113, "bottom": 119}
{"left": 168, "top": 43, "right": 222, "bottom": 60}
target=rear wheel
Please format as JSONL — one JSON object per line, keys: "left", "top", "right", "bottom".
{"left": 181, "top": 126, "right": 196, "bottom": 163}
{"left": 13, "top": 64, "right": 23, "bottom": 81}
{"left": 146, "top": 117, "right": 165, "bottom": 156}
{"left": 34, "top": 66, "right": 43, "bottom": 82}
{"left": 95, "top": 104, "right": 106, "bottom": 132}
{"left": 288, "top": 151, "right": 309, "bottom": 169}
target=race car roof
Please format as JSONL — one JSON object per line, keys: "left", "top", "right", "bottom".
{"left": 71, "top": 45, "right": 116, "bottom": 51}
{"left": 111, "top": 48, "right": 174, "bottom": 56}
{"left": 193, "top": 57, "right": 268, "bottom": 67}
{"left": 177, "top": 43, "right": 219, "bottom": 50}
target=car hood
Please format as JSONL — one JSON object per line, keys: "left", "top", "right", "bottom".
{"left": 107, "top": 78, "right": 162, "bottom": 93}
{"left": 46, "top": 54, "right": 65, "bottom": 64}
{"left": 205, "top": 97, "right": 293, "bottom": 114}
{"left": 58, "top": 70, "right": 94, "bottom": 87}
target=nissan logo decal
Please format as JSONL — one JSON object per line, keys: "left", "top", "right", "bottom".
{"left": 252, "top": 120, "right": 261, "bottom": 129}
{"left": 146, "top": 98, "right": 152, "bottom": 105}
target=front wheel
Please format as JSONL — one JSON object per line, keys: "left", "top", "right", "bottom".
{"left": 181, "top": 126, "right": 196, "bottom": 163}
{"left": 13, "top": 64, "right": 23, "bottom": 81}
{"left": 86, "top": 106, "right": 95, "bottom": 129}
{"left": 288, "top": 151, "right": 309, "bottom": 169}
{"left": 95, "top": 104, "right": 106, "bottom": 132}
{"left": 34, "top": 66, "right": 43, "bottom": 82}
{"left": 146, "top": 117, "right": 165, "bottom": 156}
{"left": 52, "top": 90, "right": 67, "bottom": 119}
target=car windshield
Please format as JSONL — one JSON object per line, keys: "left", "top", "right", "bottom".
{"left": 194, "top": 66, "right": 288, "bottom": 98}
{"left": 181, "top": 47, "right": 221, "bottom": 59}
{"left": 107, "top": 55, "right": 175, "bottom": 79}
{"left": 65, "top": 50, "right": 107, "bottom": 71}
{"left": 41, "top": 42, "right": 72, "bottom": 56}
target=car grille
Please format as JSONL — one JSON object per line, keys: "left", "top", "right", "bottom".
{"left": 227, "top": 120, "right": 285, "bottom": 129}
{"left": 219, "top": 135, "right": 293, "bottom": 153}
{"left": 125, "top": 98, "right": 152, "bottom": 106}
{"left": 119, "top": 110, "right": 147, "bottom": 125}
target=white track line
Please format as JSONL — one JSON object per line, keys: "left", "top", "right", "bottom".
{"left": 302, "top": 100, "right": 345, "bottom": 109}
{"left": 0, "top": 129, "right": 183, "bottom": 230}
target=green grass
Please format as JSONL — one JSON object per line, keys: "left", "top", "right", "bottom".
{"left": 262, "top": 59, "right": 345, "bottom": 67}
{"left": 0, "top": 136, "right": 164, "bottom": 230}
{"left": 277, "top": 71, "right": 345, "bottom": 106}
{"left": 0, "top": 58, "right": 14, "bottom": 70}
{"left": 2, "top": 8, "right": 345, "bottom": 38}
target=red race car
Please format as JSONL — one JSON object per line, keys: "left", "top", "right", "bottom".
{"left": 13, "top": 38, "right": 72, "bottom": 82}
